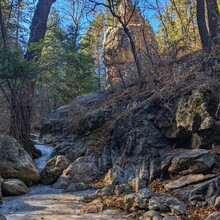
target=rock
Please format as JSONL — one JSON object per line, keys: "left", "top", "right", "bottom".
{"left": 205, "top": 211, "right": 220, "bottom": 220}
{"left": 163, "top": 217, "right": 182, "bottom": 220}
{"left": 103, "top": 0, "right": 157, "bottom": 87}
{"left": 40, "top": 155, "right": 69, "bottom": 185}
{"left": 62, "top": 156, "right": 99, "bottom": 183}
{"left": 149, "top": 195, "right": 186, "bottom": 215}
{"left": 66, "top": 182, "right": 89, "bottom": 192}
{"left": 214, "top": 196, "right": 220, "bottom": 208}
{"left": 139, "top": 210, "right": 163, "bottom": 220}
{"left": 117, "top": 188, "right": 156, "bottom": 211}
{"left": 80, "top": 199, "right": 105, "bottom": 213}
{"left": 0, "top": 135, "right": 40, "bottom": 186}
{"left": 95, "top": 185, "right": 115, "bottom": 197}
{"left": 115, "top": 183, "right": 133, "bottom": 196}
{"left": 81, "top": 194, "right": 97, "bottom": 203}
{"left": 0, "top": 213, "right": 6, "bottom": 220}
{"left": 0, "top": 176, "right": 2, "bottom": 204}
{"left": 165, "top": 174, "right": 217, "bottom": 190}
{"left": 2, "top": 179, "right": 29, "bottom": 196}
{"left": 168, "top": 149, "right": 215, "bottom": 176}
{"left": 52, "top": 176, "right": 72, "bottom": 190}
{"left": 174, "top": 176, "right": 220, "bottom": 206}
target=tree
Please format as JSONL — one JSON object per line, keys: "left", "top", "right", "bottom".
{"left": 0, "top": 0, "right": 56, "bottom": 158}
{"left": 196, "top": 0, "right": 219, "bottom": 52}
{"left": 88, "top": 0, "right": 143, "bottom": 85}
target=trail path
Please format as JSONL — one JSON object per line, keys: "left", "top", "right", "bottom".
{"left": 0, "top": 143, "right": 128, "bottom": 220}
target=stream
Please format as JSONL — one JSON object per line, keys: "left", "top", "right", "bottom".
{"left": 0, "top": 143, "right": 128, "bottom": 220}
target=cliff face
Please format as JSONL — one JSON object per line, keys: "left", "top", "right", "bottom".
{"left": 103, "top": 0, "right": 157, "bottom": 88}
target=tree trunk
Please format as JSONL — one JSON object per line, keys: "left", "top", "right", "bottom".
{"left": 206, "top": 0, "right": 220, "bottom": 46}
{"left": 9, "top": 0, "right": 56, "bottom": 158}
{"left": 196, "top": 0, "right": 212, "bottom": 52}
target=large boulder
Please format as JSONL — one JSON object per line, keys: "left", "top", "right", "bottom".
{"left": 2, "top": 179, "right": 29, "bottom": 196}
{"left": 61, "top": 156, "right": 99, "bottom": 183}
{"left": 0, "top": 135, "right": 40, "bottom": 186}
{"left": 40, "top": 155, "right": 69, "bottom": 185}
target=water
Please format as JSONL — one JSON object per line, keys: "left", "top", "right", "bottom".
{"left": 34, "top": 144, "right": 54, "bottom": 172}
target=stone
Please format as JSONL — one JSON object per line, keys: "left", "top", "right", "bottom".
{"left": 0, "top": 213, "right": 6, "bottom": 220}
{"left": 149, "top": 195, "right": 186, "bottom": 215}
{"left": 214, "top": 196, "right": 220, "bottom": 208}
{"left": 163, "top": 217, "right": 182, "bottom": 220}
{"left": 168, "top": 149, "right": 216, "bottom": 176}
{"left": 165, "top": 174, "right": 217, "bottom": 190}
{"left": 0, "top": 176, "right": 2, "bottom": 204}
{"left": 80, "top": 199, "right": 105, "bottom": 213}
{"left": 0, "top": 135, "right": 40, "bottom": 186}
{"left": 116, "top": 188, "right": 156, "bottom": 211}
{"left": 40, "top": 155, "right": 69, "bottom": 185}
{"left": 2, "top": 179, "right": 29, "bottom": 196}
{"left": 66, "top": 182, "right": 89, "bottom": 192}
{"left": 95, "top": 185, "right": 115, "bottom": 197}
{"left": 62, "top": 156, "right": 99, "bottom": 183}
{"left": 139, "top": 210, "right": 163, "bottom": 220}
{"left": 115, "top": 184, "right": 133, "bottom": 196}
{"left": 52, "top": 176, "right": 72, "bottom": 190}
{"left": 174, "top": 176, "right": 220, "bottom": 206}
{"left": 205, "top": 211, "right": 220, "bottom": 220}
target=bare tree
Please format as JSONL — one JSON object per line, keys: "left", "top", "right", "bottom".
{"left": 88, "top": 0, "right": 143, "bottom": 86}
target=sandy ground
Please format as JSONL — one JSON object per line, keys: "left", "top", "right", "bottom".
{"left": 0, "top": 185, "right": 128, "bottom": 220}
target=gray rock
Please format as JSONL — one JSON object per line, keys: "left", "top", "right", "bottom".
{"left": 80, "top": 198, "right": 105, "bottom": 213}
{"left": 139, "top": 210, "right": 163, "bottom": 220}
{"left": 95, "top": 185, "right": 115, "bottom": 196}
{"left": 165, "top": 174, "right": 217, "bottom": 190}
{"left": 149, "top": 195, "right": 186, "bottom": 215}
{"left": 0, "top": 135, "right": 40, "bottom": 186}
{"left": 66, "top": 182, "right": 89, "bottom": 192}
{"left": 0, "top": 176, "right": 2, "bottom": 204}
{"left": 52, "top": 176, "right": 72, "bottom": 190}
{"left": 205, "top": 211, "right": 220, "bottom": 220}
{"left": 163, "top": 217, "right": 182, "bottom": 220}
{"left": 0, "top": 213, "right": 6, "bottom": 220}
{"left": 168, "top": 149, "right": 216, "bottom": 176}
{"left": 214, "top": 196, "right": 220, "bottom": 209}
{"left": 62, "top": 156, "right": 99, "bottom": 183}
{"left": 2, "top": 179, "right": 29, "bottom": 196}
{"left": 115, "top": 183, "right": 133, "bottom": 196}
{"left": 40, "top": 155, "right": 69, "bottom": 185}
{"left": 174, "top": 176, "right": 220, "bottom": 206}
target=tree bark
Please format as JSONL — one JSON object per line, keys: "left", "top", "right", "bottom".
{"left": 9, "top": 0, "right": 56, "bottom": 158}
{"left": 206, "top": 0, "right": 220, "bottom": 45}
{"left": 196, "top": 0, "right": 212, "bottom": 52}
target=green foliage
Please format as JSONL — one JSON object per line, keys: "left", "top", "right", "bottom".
{"left": 38, "top": 9, "right": 100, "bottom": 104}
{"left": 0, "top": 48, "right": 38, "bottom": 83}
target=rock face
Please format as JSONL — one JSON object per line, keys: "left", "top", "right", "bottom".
{"left": 103, "top": 0, "right": 157, "bottom": 87}
{"left": 2, "top": 179, "right": 29, "bottom": 196}
{"left": 0, "top": 135, "right": 40, "bottom": 186}
{"left": 40, "top": 155, "right": 69, "bottom": 185}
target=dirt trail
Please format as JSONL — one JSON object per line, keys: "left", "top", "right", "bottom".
{"left": 1, "top": 185, "right": 128, "bottom": 220}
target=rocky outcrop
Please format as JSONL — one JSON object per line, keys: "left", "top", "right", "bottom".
{"left": 2, "top": 179, "right": 29, "bottom": 196}
{"left": 0, "top": 135, "right": 40, "bottom": 186}
{"left": 40, "top": 155, "right": 69, "bottom": 185}
{"left": 81, "top": 199, "right": 105, "bottom": 213}
{"left": 103, "top": 0, "right": 157, "bottom": 87}
{"left": 40, "top": 88, "right": 220, "bottom": 219}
